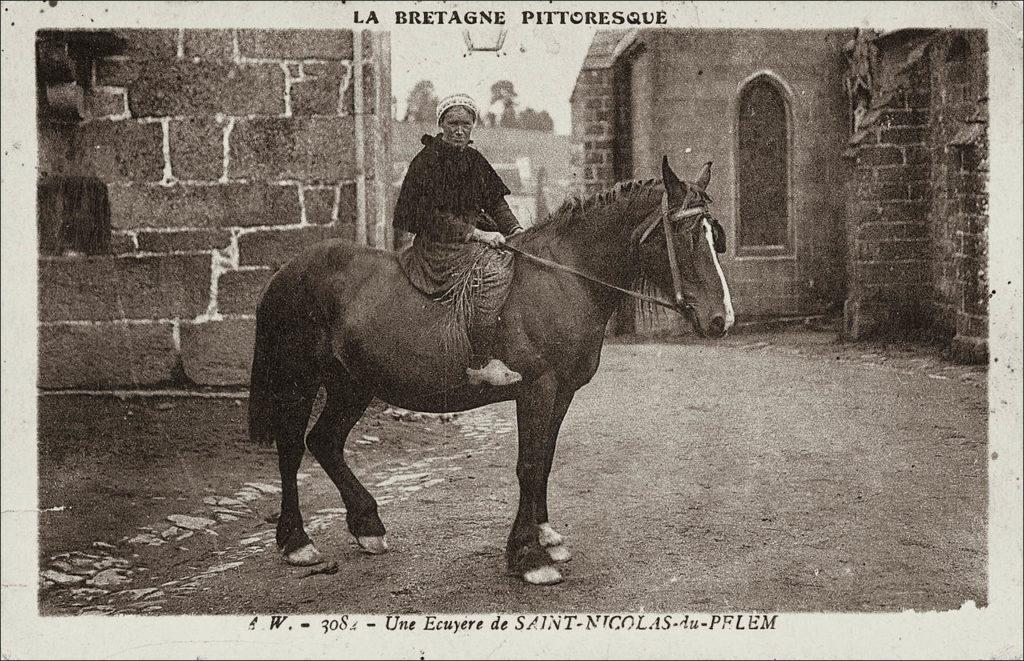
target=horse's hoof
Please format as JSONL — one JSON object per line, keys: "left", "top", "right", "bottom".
{"left": 546, "top": 545, "right": 572, "bottom": 563}
{"left": 523, "top": 566, "right": 563, "bottom": 585}
{"left": 537, "top": 523, "right": 564, "bottom": 548}
{"left": 357, "top": 535, "right": 389, "bottom": 555}
{"left": 284, "top": 544, "right": 323, "bottom": 566}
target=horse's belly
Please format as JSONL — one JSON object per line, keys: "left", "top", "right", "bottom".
{"left": 335, "top": 285, "right": 516, "bottom": 412}
{"left": 349, "top": 343, "right": 515, "bottom": 413}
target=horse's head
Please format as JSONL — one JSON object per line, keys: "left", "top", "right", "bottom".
{"left": 632, "top": 157, "right": 735, "bottom": 338}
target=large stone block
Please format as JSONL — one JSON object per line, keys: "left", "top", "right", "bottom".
{"left": 39, "top": 124, "right": 78, "bottom": 177}
{"left": 38, "top": 322, "right": 178, "bottom": 388}
{"left": 95, "top": 57, "right": 141, "bottom": 87}
{"left": 303, "top": 186, "right": 335, "bottom": 224}
{"left": 230, "top": 117, "right": 356, "bottom": 182}
{"left": 73, "top": 120, "right": 164, "bottom": 183}
{"left": 179, "top": 318, "right": 256, "bottom": 386}
{"left": 137, "top": 229, "right": 232, "bottom": 253}
{"left": 218, "top": 268, "right": 272, "bottom": 315}
{"left": 237, "top": 29, "right": 353, "bottom": 60}
{"left": 238, "top": 226, "right": 349, "bottom": 269}
{"left": 182, "top": 29, "right": 234, "bottom": 61}
{"left": 111, "top": 29, "right": 179, "bottom": 60}
{"left": 85, "top": 89, "right": 127, "bottom": 119}
{"left": 170, "top": 118, "right": 224, "bottom": 181}
{"left": 128, "top": 61, "right": 285, "bottom": 117}
{"left": 108, "top": 183, "right": 301, "bottom": 230}
{"left": 39, "top": 254, "right": 211, "bottom": 322}
{"left": 292, "top": 62, "right": 351, "bottom": 116}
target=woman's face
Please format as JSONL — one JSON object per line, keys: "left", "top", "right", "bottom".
{"left": 440, "top": 106, "right": 474, "bottom": 149}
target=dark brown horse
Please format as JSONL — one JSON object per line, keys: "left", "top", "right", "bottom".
{"left": 248, "top": 157, "right": 733, "bottom": 585}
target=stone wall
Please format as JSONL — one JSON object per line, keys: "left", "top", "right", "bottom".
{"left": 844, "top": 32, "right": 934, "bottom": 339}
{"left": 929, "top": 32, "right": 989, "bottom": 363}
{"left": 569, "top": 68, "right": 616, "bottom": 196}
{"left": 37, "top": 28, "right": 392, "bottom": 388}
{"left": 843, "top": 30, "right": 988, "bottom": 363}
{"left": 569, "top": 30, "right": 622, "bottom": 196}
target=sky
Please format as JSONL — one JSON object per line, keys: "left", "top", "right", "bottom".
{"left": 391, "top": 26, "right": 596, "bottom": 135}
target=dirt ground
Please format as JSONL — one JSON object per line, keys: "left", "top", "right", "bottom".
{"left": 36, "top": 330, "right": 988, "bottom": 615}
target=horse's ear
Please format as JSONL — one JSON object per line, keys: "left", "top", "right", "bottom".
{"left": 695, "top": 161, "right": 712, "bottom": 190}
{"left": 661, "top": 156, "right": 684, "bottom": 205}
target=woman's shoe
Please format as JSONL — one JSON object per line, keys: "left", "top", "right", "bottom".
{"left": 466, "top": 358, "right": 522, "bottom": 387}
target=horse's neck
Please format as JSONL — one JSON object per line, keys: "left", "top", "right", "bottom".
{"left": 528, "top": 198, "right": 649, "bottom": 312}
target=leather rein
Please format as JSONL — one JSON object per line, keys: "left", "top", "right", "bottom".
{"left": 503, "top": 197, "right": 707, "bottom": 315}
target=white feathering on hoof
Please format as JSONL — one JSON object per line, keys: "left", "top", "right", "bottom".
{"left": 284, "top": 544, "right": 323, "bottom": 566}
{"left": 537, "top": 523, "right": 564, "bottom": 548}
{"left": 357, "top": 536, "right": 389, "bottom": 555}
{"left": 546, "top": 545, "right": 572, "bottom": 563}
{"left": 524, "top": 566, "right": 563, "bottom": 585}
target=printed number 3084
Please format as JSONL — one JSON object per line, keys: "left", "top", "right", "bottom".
{"left": 321, "top": 616, "right": 354, "bottom": 633}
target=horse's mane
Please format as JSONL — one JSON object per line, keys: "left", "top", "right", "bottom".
{"left": 556, "top": 178, "right": 662, "bottom": 216}
{"left": 525, "top": 178, "right": 664, "bottom": 236}
{"left": 519, "top": 176, "right": 710, "bottom": 331}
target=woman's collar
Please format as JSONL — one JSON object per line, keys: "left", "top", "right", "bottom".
{"left": 428, "top": 133, "right": 474, "bottom": 152}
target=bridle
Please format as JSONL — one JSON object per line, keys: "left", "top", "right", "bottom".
{"left": 504, "top": 191, "right": 714, "bottom": 316}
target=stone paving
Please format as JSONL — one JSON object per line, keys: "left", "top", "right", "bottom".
{"left": 39, "top": 405, "right": 517, "bottom": 615}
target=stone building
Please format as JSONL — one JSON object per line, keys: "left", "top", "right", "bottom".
{"left": 843, "top": 29, "right": 989, "bottom": 363}
{"left": 570, "top": 28, "right": 989, "bottom": 362}
{"left": 36, "top": 28, "right": 392, "bottom": 388}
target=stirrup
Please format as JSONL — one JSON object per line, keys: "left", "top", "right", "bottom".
{"left": 466, "top": 358, "right": 522, "bottom": 387}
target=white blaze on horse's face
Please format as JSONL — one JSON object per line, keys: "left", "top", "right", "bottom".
{"left": 702, "top": 218, "right": 735, "bottom": 331}
{"left": 657, "top": 157, "right": 732, "bottom": 338}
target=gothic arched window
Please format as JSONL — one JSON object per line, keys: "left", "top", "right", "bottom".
{"left": 737, "top": 75, "right": 791, "bottom": 253}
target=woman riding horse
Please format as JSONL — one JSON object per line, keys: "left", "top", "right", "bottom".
{"left": 394, "top": 93, "right": 524, "bottom": 387}
{"left": 249, "top": 151, "right": 733, "bottom": 585}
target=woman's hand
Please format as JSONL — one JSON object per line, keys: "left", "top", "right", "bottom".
{"left": 472, "top": 229, "right": 506, "bottom": 248}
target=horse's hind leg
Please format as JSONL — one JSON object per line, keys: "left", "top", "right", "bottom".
{"left": 305, "top": 367, "right": 386, "bottom": 554}
{"left": 275, "top": 395, "right": 321, "bottom": 566}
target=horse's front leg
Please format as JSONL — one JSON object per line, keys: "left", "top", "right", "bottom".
{"left": 509, "top": 372, "right": 562, "bottom": 585}
{"left": 535, "top": 386, "right": 578, "bottom": 563}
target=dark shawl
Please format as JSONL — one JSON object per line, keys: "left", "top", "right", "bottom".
{"left": 394, "top": 134, "right": 513, "bottom": 237}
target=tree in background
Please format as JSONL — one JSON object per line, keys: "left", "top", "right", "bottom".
{"left": 490, "top": 80, "right": 519, "bottom": 129}
{"left": 489, "top": 80, "right": 553, "bottom": 132}
{"left": 403, "top": 80, "right": 438, "bottom": 123}
{"left": 518, "top": 108, "right": 554, "bottom": 132}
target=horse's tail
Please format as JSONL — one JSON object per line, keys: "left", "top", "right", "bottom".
{"left": 248, "top": 281, "right": 279, "bottom": 447}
